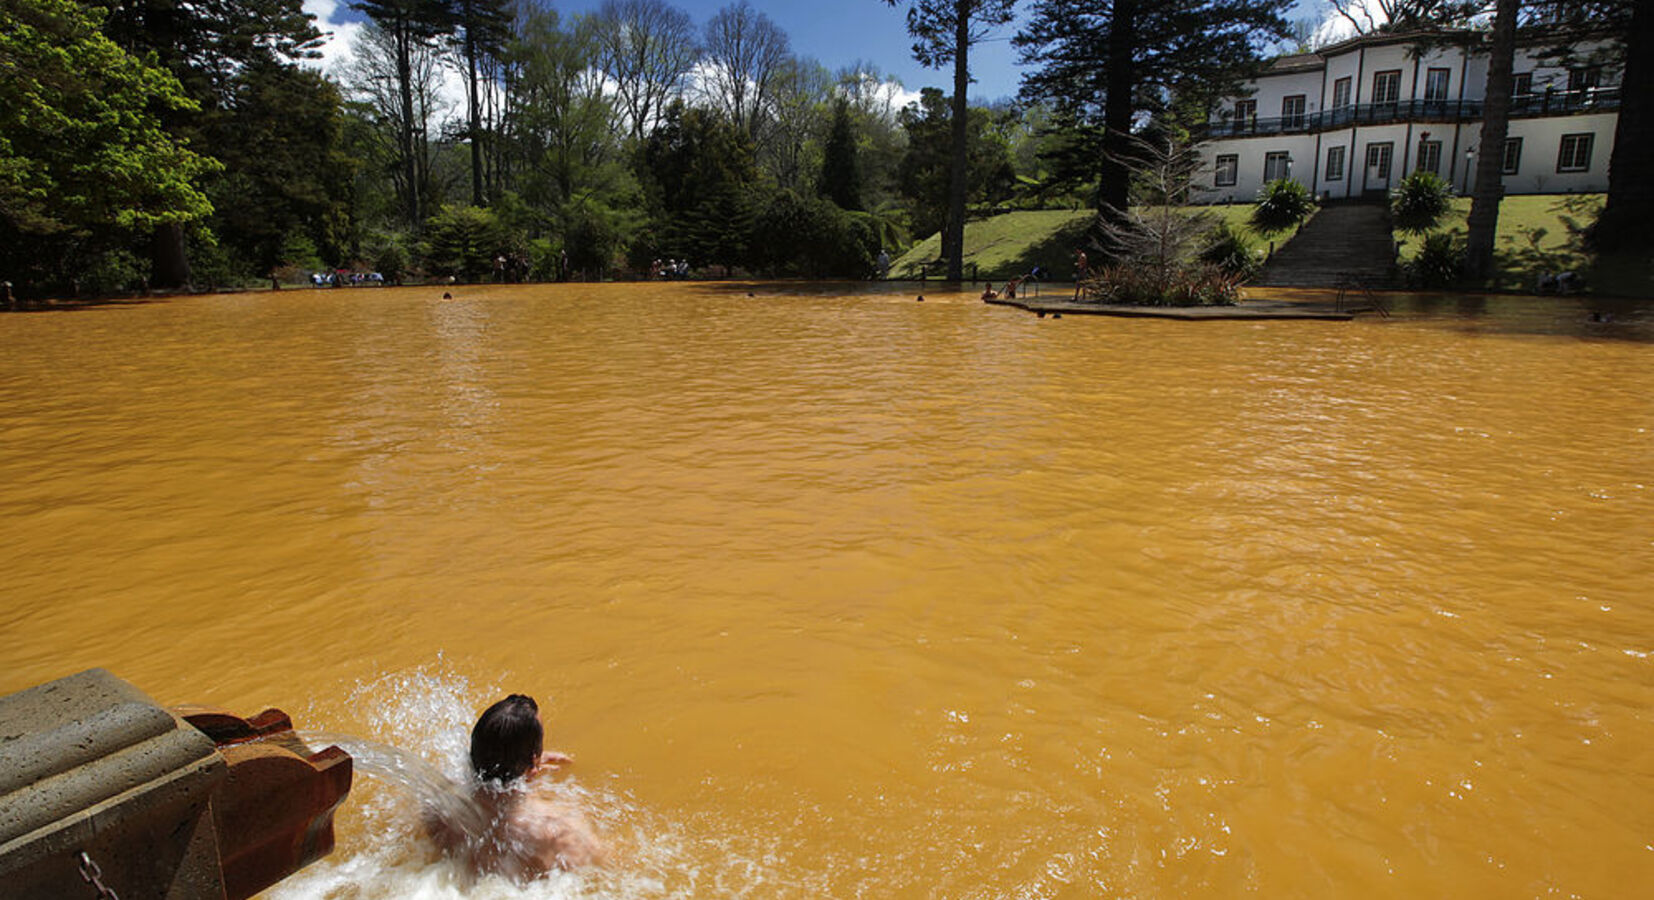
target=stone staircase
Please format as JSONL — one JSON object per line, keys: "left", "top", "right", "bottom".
{"left": 1254, "top": 201, "right": 1399, "bottom": 289}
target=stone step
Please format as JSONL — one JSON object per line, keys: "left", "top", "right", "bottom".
{"left": 1253, "top": 201, "right": 1399, "bottom": 289}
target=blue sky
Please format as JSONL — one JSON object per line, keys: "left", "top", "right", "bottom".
{"left": 306, "top": 0, "right": 1328, "bottom": 105}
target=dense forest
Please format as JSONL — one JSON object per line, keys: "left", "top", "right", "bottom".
{"left": 0, "top": 0, "right": 1644, "bottom": 298}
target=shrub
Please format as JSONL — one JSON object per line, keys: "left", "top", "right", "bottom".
{"left": 1405, "top": 232, "right": 1461, "bottom": 288}
{"left": 1249, "top": 179, "right": 1316, "bottom": 237}
{"left": 422, "top": 205, "right": 515, "bottom": 282}
{"left": 1199, "top": 222, "right": 1261, "bottom": 279}
{"left": 79, "top": 247, "right": 150, "bottom": 295}
{"left": 752, "top": 190, "right": 879, "bottom": 278}
{"left": 1086, "top": 264, "right": 1242, "bottom": 307}
{"left": 1390, "top": 170, "right": 1453, "bottom": 235}
{"left": 365, "top": 233, "right": 410, "bottom": 284}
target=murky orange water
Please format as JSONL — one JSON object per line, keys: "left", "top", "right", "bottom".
{"left": 2, "top": 284, "right": 1651, "bottom": 898}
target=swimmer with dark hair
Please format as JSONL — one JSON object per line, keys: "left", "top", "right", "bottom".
{"left": 427, "top": 694, "right": 604, "bottom": 880}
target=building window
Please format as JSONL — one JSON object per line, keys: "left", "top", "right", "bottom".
{"left": 1416, "top": 139, "right": 1442, "bottom": 175}
{"left": 1326, "top": 146, "right": 1346, "bottom": 181}
{"left": 1234, "top": 99, "right": 1256, "bottom": 126}
{"left": 1557, "top": 133, "right": 1593, "bottom": 173}
{"left": 1568, "top": 66, "right": 1602, "bottom": 92}
{"left": 1264, "top": 151, "right": 1292, "bottom": 183}
{"left": 1424, "top": 68, "right": 1451, "bottom": 101}
{"left": 1215, "top": 154, "right": 1239, "bottom": 186}
{"left": 1372, "top": 70, "right": 1401, "bottom": 105}
{"left": 1332, "top": 76, "right": 1352, "bottom": 108}
{"left": 1513, "top": 72, "right": 1533, "bottom": 96}
{"left": 1281, "top": 95, "right": 1306, "bottom": 129}
{"left": 1366, "top": 143, "right": 1392, "bottom": 180}
{"left": 1502, "top": 137, "right": 1523, "bottom": 175}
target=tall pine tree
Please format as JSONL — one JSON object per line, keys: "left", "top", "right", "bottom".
{"left": 1015, "top": 0, "right": 1292, "bottom": 260}
{"left": 352, "top": 0, "right": 454, "bottom": 230}
{"left": 821, "top": 97, "right": 863, "bottom": 210}
{"left": 451, "top": 0, "right": 512, "bottom": 207}
{"left": 884, "top": 0, "right": 1016, "bottom": 282}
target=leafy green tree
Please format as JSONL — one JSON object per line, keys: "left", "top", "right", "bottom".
{"left": 203, "top": 59, "right": 358, "bottom": 275}
{"left": 90, "top": 0, "right": 324, "bottom": 287}
{"left": 821, "top": 97, "right": 863, "bottom": 210}
{"left": 1015, "top": 0, "right": 1292, "bottom": 258}
{"left": 883, "top": 0, "right": 1017, "bottom": 281}
{"left": 833, "top": 63, "right": 911, "bottom": 213}
{"left": 507, "top": 6, "right": 644, "bottom": 275}
{"left": 753, "top": 189, "right": 879, "bottom": 277}
{"left": 897, "top": 88, "right": 1016, "bottom": 244}
{"left": 0, "top": 0, "right": 217, "bottom": 291}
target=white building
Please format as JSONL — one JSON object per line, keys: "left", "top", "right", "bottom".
{"left": 1195, "top": 30, "right": 1622, "bottom": 203}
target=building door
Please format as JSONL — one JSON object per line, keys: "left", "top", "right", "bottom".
{"left": 1363, "top": 142, "right": 1393, "bottom": 194}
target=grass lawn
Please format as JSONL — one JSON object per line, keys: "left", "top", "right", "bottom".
{"left": 892, "top": 205, "right": 1286, "bottom": 282}
{"left": 1394, "top": 194, "right": 1603, "bottom": 291}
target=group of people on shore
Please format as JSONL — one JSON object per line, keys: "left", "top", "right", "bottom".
{"left": 649, "top": 258, "right": 692, "bottom": 280}
{"left": 311, "top": 270, "right": 385, "bottom": 287}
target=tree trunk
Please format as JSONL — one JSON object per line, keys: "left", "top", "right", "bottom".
{"left": 150, "top": 222, "right": 191, "bottom": 290}
{"left": 944, "top": 4, "right": 970, "bottom": 282}
{"left": 397, "top": 26, "right": 421, "bottom": 230}
{"left": 1463, "top": 0, "right": 1517, "bottom": 282}
{"left": 1097, "top": 0, "right": 1138, "bottom": 261}
{"left": 467, "top": 24, "right": 485, "bottom": 208}
{"left": 1592, "top": 0, "right": 1652, "bottom": 256}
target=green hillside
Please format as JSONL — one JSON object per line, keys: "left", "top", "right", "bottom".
{"left": 1394, "top": 194, "right": 1603, "bottom": 291}
{"left": 891, "top": 206, "right": 1271, "bottom": 282}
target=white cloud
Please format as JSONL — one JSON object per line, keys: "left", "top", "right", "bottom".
{"left": 301, "top": 0, "right": 365, "bottom": 79}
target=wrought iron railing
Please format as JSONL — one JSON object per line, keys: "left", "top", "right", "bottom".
{"left": 1197, "top": 86, "right": 1620, "bottom": 140}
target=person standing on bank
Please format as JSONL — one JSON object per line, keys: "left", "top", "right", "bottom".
{"left": 428, "top": 694, "right": 605, "bottom": 880}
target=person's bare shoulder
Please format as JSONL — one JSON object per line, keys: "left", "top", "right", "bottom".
{"left": 513, "top": 795, "right": 607, "bottom": 871}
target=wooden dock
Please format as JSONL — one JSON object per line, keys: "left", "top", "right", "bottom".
{"left": 985, "top": 296, "right": 1359, "bottom": 321}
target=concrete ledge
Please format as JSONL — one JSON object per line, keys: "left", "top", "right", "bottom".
{"left": 986, "top": 296, "right": 1358, "bottom": 321}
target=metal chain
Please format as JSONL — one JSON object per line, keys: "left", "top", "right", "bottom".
{"left": 77, "top": 851, "right": 121, "bottom": 900}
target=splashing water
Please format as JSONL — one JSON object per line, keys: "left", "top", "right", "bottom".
{"left": 292, "top": 730, "right": 491, "bottom": 840}
{"left": 265, "top": 666, "right": 802, "bottom": 900}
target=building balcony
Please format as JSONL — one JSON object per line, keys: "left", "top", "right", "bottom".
{"left": 1197, "top": 86, "right": 1620, "bottom": 140}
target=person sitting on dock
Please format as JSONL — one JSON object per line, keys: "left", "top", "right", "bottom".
{"left": 428, "top": 694, "right": 605, "bottom": 880}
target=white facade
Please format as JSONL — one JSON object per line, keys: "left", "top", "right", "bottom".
{"left": 1195, "top": 32, "right": 1621, "bottom": 203}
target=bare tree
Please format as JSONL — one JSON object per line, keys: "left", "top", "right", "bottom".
{"left": 344, "top": 23, "right": 459, "bottom": 224}
{"left": 1327, "top": 0, "right": 1479, "bottom": 33}
{"left": 1094, "top": 133, "right": 1216, "bottom": 280}
{"left": 835, "top": 61, "right": 907, "bottom": 127}
{"left": 590, "top": 0, "right": 701, "bottom": 141}
{"left": 700, "top": 1, "right": 793, "bottom": 140}
{"left": 763, "top": 57, "right": 834, "bottom": 190}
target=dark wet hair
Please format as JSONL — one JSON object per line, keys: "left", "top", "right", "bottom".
{"left": 469, "top": 694, "right": 543, "bottom": 784}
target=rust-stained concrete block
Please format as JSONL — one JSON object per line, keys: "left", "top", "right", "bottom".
{"left": 0, "top": 669, "right": 227, "bottom": 900}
